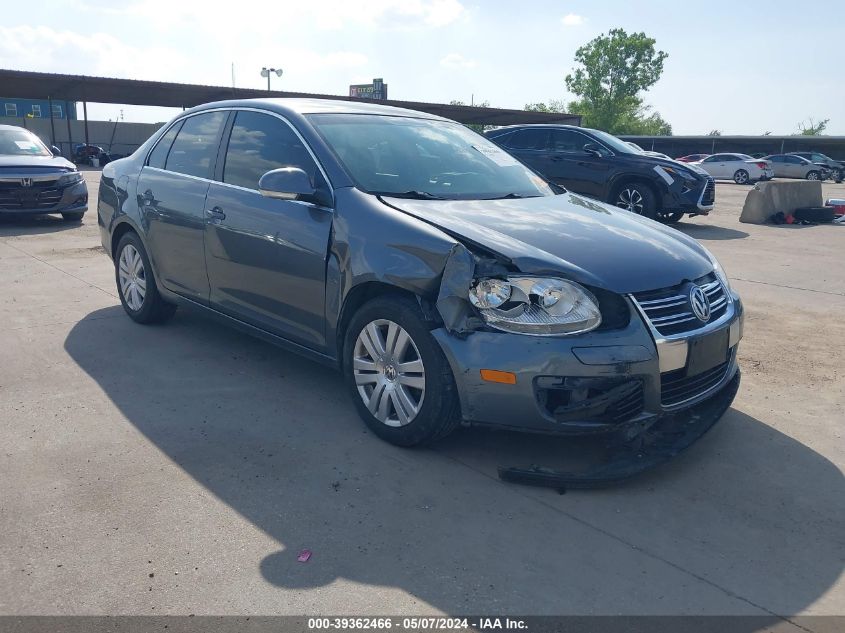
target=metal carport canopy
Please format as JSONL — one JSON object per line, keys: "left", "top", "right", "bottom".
{"left": 0, "top": 69, "right": 581, "bottom": 126}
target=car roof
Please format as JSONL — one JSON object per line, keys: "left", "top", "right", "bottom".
{"left": 183, "top": 98, "right": 450, "bottom": 122}
{"left": 0, "top": 124, "right": 30, "bottom": 132}
{"left": 486, "top": 124, "right": 588, "bottom": 136}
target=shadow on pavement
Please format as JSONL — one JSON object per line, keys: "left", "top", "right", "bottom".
{"left": 675, "top": 222, "right": 749, "bottom": 241}
{"left": 64, "top": 306, "right": 844, "bottom": 617}
{"left": 0, "top": 213, "right": 84, "bottom": 236}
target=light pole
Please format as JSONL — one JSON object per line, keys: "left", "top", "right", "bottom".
{"left": 260, "top": 67, "right": 283, "bottom": 92}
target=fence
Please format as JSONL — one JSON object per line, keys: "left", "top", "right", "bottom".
{"left": 1, "top": 116, "right": 161, "bottom": 160}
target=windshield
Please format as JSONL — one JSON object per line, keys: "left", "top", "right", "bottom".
{"left": 307, "top": 114, "right": 553, "bottom": 200}
{"left": 0, "top": 128, "right": 52, "bottom": 157}
{"left": 586, "top": 129, "right": 640, "bottom": 155}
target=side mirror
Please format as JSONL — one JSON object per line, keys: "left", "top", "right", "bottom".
{"left": 51, "top": 146, "right": 62, "bottom": 157}
{"left": 583, "top": 143, "right": 602, "bottom": 157}
{"left": 258, "top": 167, "right": 323, "bottom": 204}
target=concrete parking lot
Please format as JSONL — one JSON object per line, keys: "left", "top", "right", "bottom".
{"left": 1, "top": 171, "right": 843, "bottom": 620}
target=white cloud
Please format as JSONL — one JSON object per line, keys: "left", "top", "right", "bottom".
{"left": 440, "top": 53, "right": 477, "bottom": 69}
{"left": 0, "top": 25, "right": 187, "bottom": 81}
{"left": 561, "top": 13, "right": 585, "bottom": 26}
{"left": 89, "top": 0, "right": 467, "bottom": 33}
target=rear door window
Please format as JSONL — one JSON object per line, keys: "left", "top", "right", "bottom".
{"left": 147, "top": 121, "right": 183, "bottom": 169}
{"left": 164, "top": 111, "right": 227, "bottom": 179}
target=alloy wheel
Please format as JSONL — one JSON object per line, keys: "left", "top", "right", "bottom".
{"left": 353, "top": 319, "right": 426, "bottom": 427}
{"left": 616, "top": 188, "right": 644, "bottom": 214}
{"left": 118, "top": 244, "right": 147, "bottom": 311}
{"left": 734, "top": 170, "right": 749, "bottom": 184}
{"left": 807, "top": 171, "right": 819, "bottom": 181}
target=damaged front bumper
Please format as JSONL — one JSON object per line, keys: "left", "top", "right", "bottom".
{"left": 431, "top": 294, "right": 743, "bottom": 436}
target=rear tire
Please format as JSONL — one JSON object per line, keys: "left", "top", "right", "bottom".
{"left": 61, "top": 211, "right": 84, "bottom": 222}
{"left": 806, "top": 170, "right": 820, "bottom": 181}
{"left": 342, "top": 295, "right": 461, "bottom": 446}
{"left": 656, "top": 210, "right": 685, "bottom": 224}
{"left": 611, "top": 182, "right": 657, "bottom": 220}
{"left": 733, "top": 169, "right": 750, "bottom": 184}
{"left": 115, "top": 232, "right": 176, "bottom": 324}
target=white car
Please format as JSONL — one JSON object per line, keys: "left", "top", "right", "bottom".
{"left": 692, "top": 153, "right": 774, "bottom": 184}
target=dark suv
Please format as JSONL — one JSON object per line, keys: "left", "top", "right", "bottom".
{"left": 485, "top": 125, "right": 715, "bottom": 223}
{"left": 787, "top": 152, "right": 844, "bottom": 183}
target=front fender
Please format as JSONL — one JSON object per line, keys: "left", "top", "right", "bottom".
{"left": 325, "top": 187, "right": 460, "bottom": 350}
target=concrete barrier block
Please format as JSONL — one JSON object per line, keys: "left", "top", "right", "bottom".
{"left": 740, "top": 180, "right": 823, "bottom": 224}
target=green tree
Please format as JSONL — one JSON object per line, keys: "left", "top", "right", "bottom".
{"left": 449, "top": 99, "right": 491, "bottom": 133}
{"left": 798, "top": 117, "right": 829, "bottom": 135}
{"left": 524, "top": 100, "right": 568, "bottom": 113}
{"left": 564, "top": 28, "right": 670, "bottom": 135}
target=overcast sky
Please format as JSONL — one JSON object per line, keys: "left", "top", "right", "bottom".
{"left": 1, "top": 0, "right": 842, "bottom": 134}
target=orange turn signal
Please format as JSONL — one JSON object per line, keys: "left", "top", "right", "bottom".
{"left": 480, "top": 369, "right": 517, "bottom": 385}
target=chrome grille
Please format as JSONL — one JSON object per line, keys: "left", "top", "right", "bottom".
{"left": 0, "top": 187, "right": 63, "bottom": 211}
{"left": 632, "top": 273, "right": 729, "bottom": 337}
{"left": 661, "top": 360, "right": 730, "bottom": 407}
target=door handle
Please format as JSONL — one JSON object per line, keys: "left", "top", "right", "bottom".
{"left": 207, "top": 206, "right": 226, "bottom": 221}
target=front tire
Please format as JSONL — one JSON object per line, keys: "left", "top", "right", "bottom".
{"left": 61, "top": 211, "right": 84, "bottom": 222}
{"left": 115, "top": 232, "right": 176, "bottom": 324}
{"left": 343, "top": 295, "right": 460, "bottom": 446}
{"left": 733, "top": 169, "right": 750, "bottom": 184}
{"left": 612, "top": 183, "right": 657, "bottom": 220}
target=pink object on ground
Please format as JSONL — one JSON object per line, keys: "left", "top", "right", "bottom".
{"left": 297, "top": 549, "right": 312, "bottom": 563}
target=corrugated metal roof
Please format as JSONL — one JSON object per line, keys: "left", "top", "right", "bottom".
{"left": 0, "top": 69, "right": 581, "bottom": 127}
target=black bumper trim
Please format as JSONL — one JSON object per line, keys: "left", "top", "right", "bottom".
{"left": 498, "top": 369, "right": 740, "bottom": 490}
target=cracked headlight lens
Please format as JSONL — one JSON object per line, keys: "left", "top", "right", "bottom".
{"left": 469, "top": 276, "right": 602, "bottom": 336}
{"left": 468, "top": 278, "right": 512, "bottom": 309}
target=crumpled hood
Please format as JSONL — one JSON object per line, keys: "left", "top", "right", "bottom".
{"left": 0, "top": 155, "right": 76, "bottom": 171}
{"left": 381, "top": 192, "right": 713, "bottom": 294}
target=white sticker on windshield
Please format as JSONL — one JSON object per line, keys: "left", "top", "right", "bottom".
{"left": 15, "top": 140, "right": 38, "bottom": 150}
{"left": 471, "top": 144, "right": 520, "bottom": 167}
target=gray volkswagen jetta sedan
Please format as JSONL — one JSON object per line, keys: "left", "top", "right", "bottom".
{"left": 1, "top": 125, "right": 88, "bottom": 220}
{"left": 98, "top": 99, "right": 743, "bottom": 454}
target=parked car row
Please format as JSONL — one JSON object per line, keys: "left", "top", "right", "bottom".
{"left": 676, "top": 151, "right": 843, "bottom": 183}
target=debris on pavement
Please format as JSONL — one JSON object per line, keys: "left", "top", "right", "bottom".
{"left": 297, "top": 549, "right": 312, "bottom": 563}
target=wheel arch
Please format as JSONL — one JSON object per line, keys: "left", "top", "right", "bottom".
{"left": 335, "top": 281, "right": 427, "bottom": 361}
{"left": 607, "top": 175, "right": 663, "bottom": 210}
{"left": 109, "top": 219, "right": 167, "bottom": 295}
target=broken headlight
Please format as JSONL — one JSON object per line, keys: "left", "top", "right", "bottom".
{"left": 469, "top": 277, "right": 602, "bottom": 336}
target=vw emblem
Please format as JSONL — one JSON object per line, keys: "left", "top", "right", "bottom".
{"left": 20, "top": 177, "right": 33, "bottom": 187}
{"left": 689, "top": 286, "right": 711, "bottom": 322}
{"left": 383, "top": 364, "right": 397, "bottom": 382}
